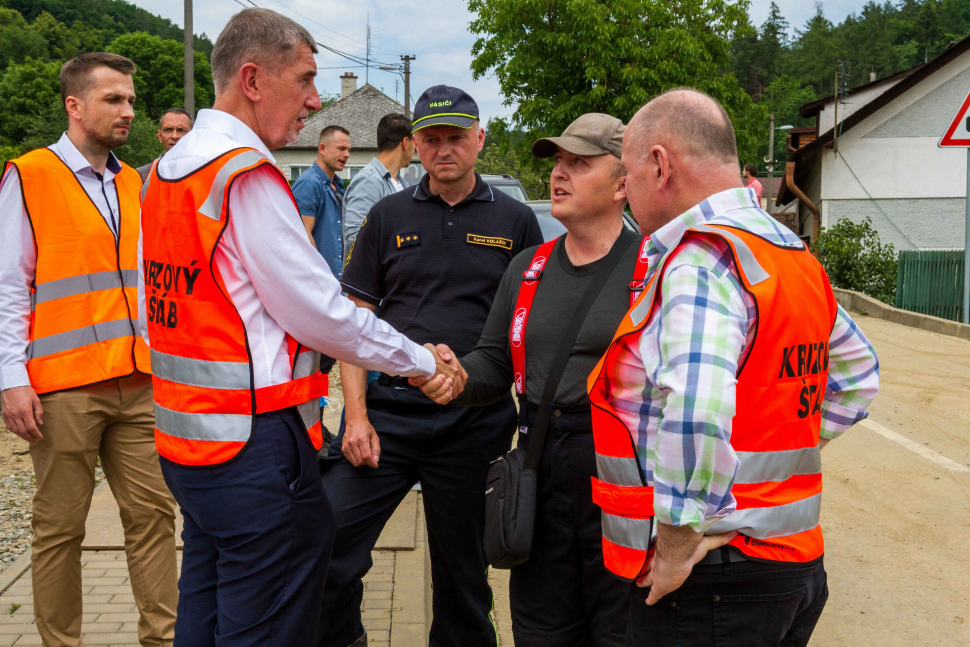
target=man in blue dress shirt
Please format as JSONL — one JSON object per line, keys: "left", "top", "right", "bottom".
{"left": 293, "top": 124, "right": 351, "bottom": 278}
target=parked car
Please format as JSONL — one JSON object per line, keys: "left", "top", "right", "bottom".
{"left": 525, "top": 201, "right": 640, "bottom": 242}
{"left": 481, "top": 174, "right": 530, "bottom": 202}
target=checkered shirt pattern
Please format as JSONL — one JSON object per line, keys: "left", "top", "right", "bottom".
{"left": 605, "top": 188, "right": 879, "bottom": 532}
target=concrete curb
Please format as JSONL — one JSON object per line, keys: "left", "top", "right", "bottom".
{"left": 833, "top": 288, "right": 970, "bottom": 341}
{"left": 0, "top": 548, "right": 31, "bottom": 596}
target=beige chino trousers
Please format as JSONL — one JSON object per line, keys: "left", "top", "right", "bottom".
{"left": 29, "top": 372, "right": 177, "bottom": 647}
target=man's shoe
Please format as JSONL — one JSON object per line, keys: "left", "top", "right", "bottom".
{"left": 349, "top": 632, "right": 367, "bottom": 647}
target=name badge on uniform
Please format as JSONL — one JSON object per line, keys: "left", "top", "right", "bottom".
{"left": 467, "top": 234, "right": 513, "bottom": 250}
{"left": 396, "top": 232, "right": 421, "bottom": 248}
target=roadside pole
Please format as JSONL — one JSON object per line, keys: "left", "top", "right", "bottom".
{"left": 184, "top": 0, "right": 194, "bottom": 118}
{"left": 965, "top": 147, "right": 969, "bottom": 324}
{"left": 936, "top": 90, "right": 970, "bottom": 324}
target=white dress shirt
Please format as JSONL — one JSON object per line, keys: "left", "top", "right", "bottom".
{"left": 0, "top": 134, "right": 124, "bottom": 391}
{"left": 138, "top": 109, "right": 435, "bottom": 389}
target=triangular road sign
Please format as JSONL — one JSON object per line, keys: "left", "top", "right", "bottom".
{"left": 939, "top": 88, "right": 970, "bottom": 147}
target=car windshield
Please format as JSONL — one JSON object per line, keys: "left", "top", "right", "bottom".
{"left": 492, "top": 184, "right": 529, "bottom": 202}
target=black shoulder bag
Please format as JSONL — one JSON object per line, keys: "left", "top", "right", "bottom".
{"left": 484, "top": 234, "right": 633, "bottom": 569}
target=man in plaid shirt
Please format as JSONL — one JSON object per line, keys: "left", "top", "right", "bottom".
{"left": 603, "top": 89, "right": 879, "bottom": 646}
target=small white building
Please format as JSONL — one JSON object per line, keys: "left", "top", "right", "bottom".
{"left": 274, "top": 72, "right": 422, "bottom": 184}
{"left": 777, "top": 37, "right": 970, "bottom": 251}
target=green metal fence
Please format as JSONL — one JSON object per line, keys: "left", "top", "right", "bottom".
{"left": 895, "top": 250, "right": 965, "bottom": 322}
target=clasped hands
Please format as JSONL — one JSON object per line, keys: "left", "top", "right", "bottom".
{"left": 411, "top": 343, "right": 466, "bottom": 404}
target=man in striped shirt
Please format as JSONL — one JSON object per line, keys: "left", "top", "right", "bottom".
{"left": 603, "top": 89, "right": 879, "bottom": 646}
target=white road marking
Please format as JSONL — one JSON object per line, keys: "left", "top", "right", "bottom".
{"left": 860, "top": 419, "right": 969, "bottom": 473}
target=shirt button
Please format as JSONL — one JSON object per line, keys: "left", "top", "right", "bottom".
{"left": 553, "top": 410, "right": 561, "bottom": 418}
{"left": 448, "top": 222, "right": 454, "bottom": 226}
{"left": 713, "top": 596, "right": 721, "bottom": 603}
{"left": 449, "top": 208, "right": 454, "bottom": 212}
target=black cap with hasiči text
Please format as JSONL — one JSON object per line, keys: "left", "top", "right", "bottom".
{"left": 411, "top": 86, "right": 480, "bottom": 134}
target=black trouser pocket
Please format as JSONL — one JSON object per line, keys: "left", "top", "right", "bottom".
{"left": 714, "top": 586, "right": 807, "bottom": 647}
{"left": 270, "top": 413, "right": 304, "bottom": 496}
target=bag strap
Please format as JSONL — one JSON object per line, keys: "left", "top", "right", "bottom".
{"left": 523, "top": 233, "right": 636, "bottom": 471}
{"left": 510, "top": 238, "right": 559, "bottom": 397}
{"left": 629, "top": 236, "right": 650, "bottom": 306}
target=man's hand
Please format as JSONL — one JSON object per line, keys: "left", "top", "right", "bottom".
{"left": 342, "top": 414, "right": 381, "bottom": 468}
{"left": 1, "top": 386, "right": 44, "bottom": 443}
{"left": 410, "top": 344, "right": 467, "bottom": 404}
{"left": 637, "top": 523, "right": 737, "bottom": 606}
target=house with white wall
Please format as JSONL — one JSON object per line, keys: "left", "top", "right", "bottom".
{"left": 777, "top": 37, "right": 970, "bottom": 251}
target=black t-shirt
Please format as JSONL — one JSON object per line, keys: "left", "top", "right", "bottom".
{"left": 456, "top": 228, "right": 643, "bottom": 409}
{"left": 340, "top": 173, "right": 544, "bottom": 358}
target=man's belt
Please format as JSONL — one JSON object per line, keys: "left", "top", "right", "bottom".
{"left": 377, "top": 373, "right": 412, "bottom": 389}
{"left": 696, "top": 546, "right": 749, "bottom": 567}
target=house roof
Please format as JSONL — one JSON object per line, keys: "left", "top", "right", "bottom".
{"left": 798, "top": 65, "right": 923, "bottom": 118}
{"left": 777, "top": 35, "right": 970, "bottom": 205}
{"left": 287, "top": 84, "right": 405, "bottom": 150}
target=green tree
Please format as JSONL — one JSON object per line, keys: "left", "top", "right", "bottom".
{"left": 478, "top": 118, "right": 553, "bottom": 199}
{"left": 759, "top": 75, "right": 815, "bottom": 165}
{"left": 812, "top": 216, "right": 898, "bottom": 304}
{"left": 787, "top": 5, "right": 841, "bottom": 95}
{"left": 469, "top": 0, "right": 768, "bottom": 165}
{"left": 0, "top": 7, "right": 48, "bottom": 71}
{"left": 107, "top": 31, "right": 213, "bottom": 120}
{"left": 31, "top": 10, "right": 79, "bottom": 60}
{"left": 0, "top": 57, "right": 61, "bottom": 145}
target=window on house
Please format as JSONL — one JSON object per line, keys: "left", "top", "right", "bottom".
{"left": 290, "top": 164, "right": 311, "bottom": 181}
{"left": 347, "top": 165, "right": 365, "bottom": 179}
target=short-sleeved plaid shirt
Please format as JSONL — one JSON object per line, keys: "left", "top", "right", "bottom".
{"left": 604, "top": 188, "right": 879, "bottom": 532}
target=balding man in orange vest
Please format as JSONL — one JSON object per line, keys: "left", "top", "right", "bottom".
{"left": 588, "top": 89, "right": 879, "bottom": 646}
{"left": 0, "top": 53, "right": 178, "bottom": 646}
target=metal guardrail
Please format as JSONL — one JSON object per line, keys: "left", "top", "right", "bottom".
{"left": 895, "top": 249, "right": 965, "bottom": 322}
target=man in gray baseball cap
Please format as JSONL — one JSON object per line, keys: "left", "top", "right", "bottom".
{"left": 411, "top": 112, "right": 640, "bottom": 647}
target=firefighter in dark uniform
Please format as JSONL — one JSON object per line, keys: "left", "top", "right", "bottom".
{"left": 317, "top": 86, "right": 544, "bottom": 647}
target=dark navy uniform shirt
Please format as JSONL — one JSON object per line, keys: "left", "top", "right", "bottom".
{"left": 340, "top": 172, "right": 544, "bottom": 358}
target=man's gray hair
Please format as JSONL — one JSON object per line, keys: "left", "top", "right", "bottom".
{"left": 631, "top": 88, "right": 738, "bottom": 164}
{"left": 211, "top": 8, "right": 317, "bottom": 95}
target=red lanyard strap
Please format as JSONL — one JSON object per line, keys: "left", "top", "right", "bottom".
{"left": 510, "top": 238, "right": 558, "bottom": 396}
{"left": 629, "top": 236, "right": 651, "bottom": 306}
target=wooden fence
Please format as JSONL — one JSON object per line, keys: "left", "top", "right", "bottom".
{"left": 894, "top": 250, "right": 965, "bottom": 322}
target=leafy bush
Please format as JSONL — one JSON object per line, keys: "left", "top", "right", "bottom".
{"left": 812, "top": 216, "right": 897, "bottom": 304}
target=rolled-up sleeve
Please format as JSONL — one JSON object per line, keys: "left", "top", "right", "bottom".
{"left": 227, "top": 166, "right": 434, "bottom": 378}
{"left": 820, "top": 305, "right": 879, "bottom": 439}
{"left": 647, "top": 262, "right": 747, "bottom": 532}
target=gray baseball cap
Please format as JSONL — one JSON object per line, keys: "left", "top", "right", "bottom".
{"left": 532, "top": 113, "right": 626, "bottom": 159}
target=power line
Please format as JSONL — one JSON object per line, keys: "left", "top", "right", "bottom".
{"left": 265, "top": 0, "right": 403, "bottom": 56}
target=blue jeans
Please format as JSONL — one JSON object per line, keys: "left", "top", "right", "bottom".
{"left": 160, "top": 408, "right": 335, "bottom": 647}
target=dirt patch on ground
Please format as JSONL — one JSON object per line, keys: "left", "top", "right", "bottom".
{"left": 0, "top": 420, "right": 36, "bottom": 571}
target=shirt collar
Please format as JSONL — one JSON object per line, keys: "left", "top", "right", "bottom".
{"left": 369, "top": 157, "right": 391, "bottom": 179}
{"left": 51, "top": 132, "right": 122, "bottom": 179}
{"left": 191, "top": 109, "right": 276, "bottom": 163}
{"left": 645, "top": 187, "right": 760, "bottom": 262}
{"left": 412, "top": 172, "right": 493, "bottom": 203}
{"left": 312, "top": 161, "right": 343, "bottom": 187}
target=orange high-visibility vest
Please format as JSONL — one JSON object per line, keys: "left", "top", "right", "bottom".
{"left": 6, "top": 148, "right": 150, "bottom": 395}
{"left": 588, "top": 222, "right": 837, "bottom": 580}
{"left": 140, "top": 148, "right": 328, "bottom": 466}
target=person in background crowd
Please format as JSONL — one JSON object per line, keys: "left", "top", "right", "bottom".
{"left": 136, "top": 107, "right": 194, "bottom": 181}
{"left": 412, "top": 113, "right": 635, "bottom": 647}
{"left": 342, "top": 112, "right": 415, "bottom": 261}
{"left": 318, "top": 85, "right": 543, "bottom": 647}
{"left": 0, "top": 52, "right": 178, "bottom": 647}
{"left": 138, "top": 9, "right": 459, "bottom": 646}
{"left": 591, "top": 89, "right": 879, "bottom": 647}
{"left": 742, "top": 162, "right": 763, "bottom": 201}
{"left": 293, "top": 124, "right": 352, "bottom": 278}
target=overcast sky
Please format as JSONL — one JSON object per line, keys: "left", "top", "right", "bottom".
{"left": 131, "top": 0, "right": 868, "bottom": 124}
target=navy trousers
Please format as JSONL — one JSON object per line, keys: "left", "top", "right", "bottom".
{"left": 316, "top": 385, "right": 517, "bottom": 647}
{"left": 160, "top": 408, "right": 336, "bottom": 647}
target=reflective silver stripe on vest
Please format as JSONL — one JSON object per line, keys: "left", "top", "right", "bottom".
{"left": 150, "top": 349, "right": 251, "bottom": 390}
{"left": 32, "top": 270, "right": 139, "bottom": 310}
{"left": 596, "top": 454, "right": 644, "bottom": 487}
{"left": 692, "top": 224, "right": 770, "bottom": 286}
{"left": 293, "top": 350, "right": 321, "bottom": 380}
{"left": 734, "top": 446, "right": 821, "bottom": 485}
{"left": 198, "top": 151, "right": 268, "bottom": 221}
{"left": 707, "top": 493, "right": 821, "bottom": 540}
{"left": 601, "top": 511, "right": 655, "bottom": 551}
{"left": 153, "top": 403, "right": 252, "bottom": 442}
{"left": 26, "top": 318, "right": 134, "bottom": 360}
{"left": 297, "top": 399, "right": 321, "bottom": 431}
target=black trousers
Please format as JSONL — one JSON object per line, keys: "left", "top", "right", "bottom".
{"left": 161, "top": 408, "right": 335, "bottom": 647}
{"left": 626, "top": 555, "right": 828, "bottom": 647}
{"left": 317, "top": 384, "right": 517, "bottom": 647}
{"left": 511, "top": 404, "right": 628, "bottom": 647}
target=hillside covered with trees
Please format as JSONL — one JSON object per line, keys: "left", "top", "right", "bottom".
{"left": 0, "top": 0, "right": 213, "bottom": 167}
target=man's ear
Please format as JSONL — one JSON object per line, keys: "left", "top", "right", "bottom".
{"left": 238, "top": 62, "right": 261, "bottom": 102}
{"left": 476, "top": 127, "right": 485, "bottom": 152}
{"left": 614, "top": 175, "right": 628, "bottom": 204}
{"left": 64, "top": 96, "right": 82, "bottom": 122}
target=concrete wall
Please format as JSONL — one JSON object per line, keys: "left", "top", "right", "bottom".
{"left": 810, "top": 48, "right": 970, "bottom": 249}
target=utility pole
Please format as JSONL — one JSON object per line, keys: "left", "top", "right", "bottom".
{"left": 766, "top": 113, "right": 775, "bottom": 213}
{"left": 365, "top": 14, "right": 370, "bottom": 86}
{"left": 832, "top": 67, "right": 838, "bottom": 155}
{"left": 401, "top": 55, "right": 415, "bottom": 119}
{"left": 183, "top": 0, "right": 194, "bottom": 117}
